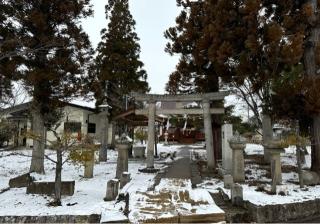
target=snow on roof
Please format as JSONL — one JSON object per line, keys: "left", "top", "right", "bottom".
{"left": 70, "top": 97, "right": 96, "bottom": 109}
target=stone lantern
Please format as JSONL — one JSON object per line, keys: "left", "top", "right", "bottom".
{"left": 115, "top": 134, "right": 132, "bottom": 179}
{"left": 228, "top": 132, "right": 246, "bottom": 182}
{"left": 264, "top": 140, "right": 285, "bottom": 184}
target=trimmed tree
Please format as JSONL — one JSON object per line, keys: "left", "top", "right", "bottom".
{"left": 1, "top": 0, "right": 93, "bottom": 173}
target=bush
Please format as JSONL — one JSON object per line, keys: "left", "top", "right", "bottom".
{"left": 135, "top": 128, "right": 147, "bottom": 144}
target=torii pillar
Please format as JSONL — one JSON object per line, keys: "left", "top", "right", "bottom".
{"left": 146, "top": 100, "right": 156, "bottom": 168}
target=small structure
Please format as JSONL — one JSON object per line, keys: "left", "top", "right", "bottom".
{"left": 115, "top": 134, "right": 132, "bottom": 179}
{"left": 1, "top": 101, "right": 114, "bottom": 148}
{"left": 229, "top": 133, "right": 246, "bottom": 182}
{"left": 264, "top": 140, "right": 285, "bottom": 184}
{"left": 104, "top": 179, "right": 120, "bottom": 201}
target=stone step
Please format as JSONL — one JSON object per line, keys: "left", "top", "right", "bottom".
{"left": 210, "top": 192, "right": 249, "bottom": 223}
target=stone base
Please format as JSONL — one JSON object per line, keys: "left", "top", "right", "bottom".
{"left": 9, "top": 173, "right": 34, "bottom": 188}
{"left": 26, "top": 181, "right": 75, "bottom": 196}
{"left": 302, "top": 170, "right": 320, "bottom": 186}
{"left": 104, "top": 179, "right": 120, "bottom": 201}
{"left": 133, "top": 146, "right": 146, "bottom": 158}
{"left": 138, "top": 167, "right": 160, "bottom": 173}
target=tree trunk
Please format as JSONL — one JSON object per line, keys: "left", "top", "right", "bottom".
{"left": 99, "top": 112, "right": 109, "bottom": 162}
{"left": 262, "top": 113, "right": 273, "bottom": 163}
{"left": 54, "top": 149, "right": 62, "bottom": 206}
{"left": 29, "top": 106, "right": 45, "bottom": 174}
{"left": 311, "top": 117, "right": 320, "bottom": 173}
{"left": 304, "top": 0, "right": 320, "bottom": 174}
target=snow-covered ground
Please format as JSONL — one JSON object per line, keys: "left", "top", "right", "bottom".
{"left": 129, "top": 178, "right": 224, "bottom": 222}
{"left": 0, "top": 144, "right": 187, "bottom": 220}
{"left": 199, "top": 144, "right": 320, "bottom": 206}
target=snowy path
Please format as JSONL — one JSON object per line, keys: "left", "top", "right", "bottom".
{"left": 162, "top": 146, "right": 192, "bottom": 179}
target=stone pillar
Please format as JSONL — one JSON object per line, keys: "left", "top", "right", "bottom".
{"left": 229, "top": 138, "right": 246, "bottom": 182}
{"left": 231, "top": 184, "right": 243, "bottom": 206}
{"left": 203, "top": 100, "right": 215, "bottom": 170}
{"left": 110, "top": 122, "right": 116, "bottom": 149}
{"left": 115, "top": 143, "right": 129, "bottom": 179}
{"left": 262, "top": 113, "right": 273, "bottom": 163}
{"left": 223, "top": 174, "right": 234, "bottom": 189}
{"left": 164, "top": 132, "right": 168, "bottom": 145}
{"left": 222, "top": 124, "right": 233, "bottom": 174}
{"left": 120, "top": 172, "right": 131, "bottom": 188}
{"left": 146, "top": 101, "right": 156, "bottom": 168}
{"left": 99, "top": 112, "right": 109, "bottom": 162}
{"left": 104, "top": 179, "right": 120, "bottom": 201}
{"left": 84, "top": 151, "right": 94, "bottom": 178}
{"left": 265, "top": 142, "right": 285, "bottom": 184}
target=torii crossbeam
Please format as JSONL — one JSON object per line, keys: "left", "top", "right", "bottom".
{"left": 131, "top": 91, "right": 229, "bottom": 171}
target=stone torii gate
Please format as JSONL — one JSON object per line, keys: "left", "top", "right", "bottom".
{"left": 131, "top": 91, "right": 228, "bottom": 171}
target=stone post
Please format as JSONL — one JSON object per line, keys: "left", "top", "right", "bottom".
{"left": 146, "top": 101, "right": 156, "bottom": 168}
{"left": 222, "top": 124, "right": 233, "bottom": 174}
{"left": 229, "top": 135, "right": 246, "bottom": 182}
{"left": 104, "top": 179, "right": 120, "bottom": 201}
{"left": 231, "top": 184, "right": 243, "bottom": 206}
{"left": 203, "top": 100, "right": 215, "bottom": 170}
{"left": 265, "top": 141, "right": 285, "bottom": 184}
{"left": 262, "top": 113, "right": 273, "bottom": 163}
{"left": 164, "top": 132, "right": 169, "bottom": 145}
{"left": 133, "top": 146, "right": 145, "bottom": 158}
{"left": 84, "top": 150, "right": 95, "bottom": 178}
{"left": 110, "top": 122, "right": 116, "bottom": 149}
{"left": 115, "top": 143, "right": 130, "bottom": 179}
{"left": 223, "top": 174, "right": 234, "bottom": 189}
{"left": 120, "top": 172, "right": 131, "bottom": 188}
{"left": 99, "top": 111, "right": 109, "bottom": 162}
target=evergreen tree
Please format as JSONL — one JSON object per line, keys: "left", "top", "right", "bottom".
{"left": 1, "top": 0, "right": 93, "bottom": 173}
{"left": 167, "top": 0, "right": 320, "bottom": 172}
{"left": 0, "top": 0, "right": 16, "bottom": 108}
{"left": 165, "top": 0, "right": 219, "bottom": 94}
{"left": 94, "top": 0, "right": 149, "bottom": 112}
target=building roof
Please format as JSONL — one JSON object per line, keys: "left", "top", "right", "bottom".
{"left": 1, "top": 100, "right": 97, "bottom": 117}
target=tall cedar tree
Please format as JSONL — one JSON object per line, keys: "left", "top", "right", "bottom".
{"left": 2, "top": 0, "right": 93, "bottom": 173}
{"left": 265, "top": 0, "right": 320, "bottom": 174}
{"left": 0, "top": 1, "right": 16, "bottom": 107}
{"left": 95, "top": 0, "right": 149, "bottom": 116}
{"left": 165, "top": 0, "right": 219, "bottom": 94}
{"left": 167, "top": 0, "right": 320, "bottom": 173}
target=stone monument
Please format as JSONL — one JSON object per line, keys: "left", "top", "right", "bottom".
{"left": 264, "top": 140, "right": 284, "bottom": 184}
{"left": 222, "top": 124, "right": 233, "bottom": 174}
{"left": 115, "top": 134, "right": 132, "bottom": 179}
{"left": 229, "top": 132, "right": 246, "bottom": 182}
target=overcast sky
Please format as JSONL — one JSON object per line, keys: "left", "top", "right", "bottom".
{"left": 81, "top": 0, "right": 181, "bottom": 94}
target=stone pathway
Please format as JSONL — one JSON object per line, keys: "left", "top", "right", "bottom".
{"left": 161, "top": 146, "right": 202, "bottom": 187}
{"left": 131, "top": 145, "right": 225, "bottom": 222}
{"left": 162, "top": 146, "right": 192, "bottom": 179}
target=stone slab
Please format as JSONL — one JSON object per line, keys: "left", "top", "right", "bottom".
{"left": 9, "top": 173, "right": 33, "bottom": 188}
{"left": 26, "top": 181, "right": 75, "bottom": 196}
